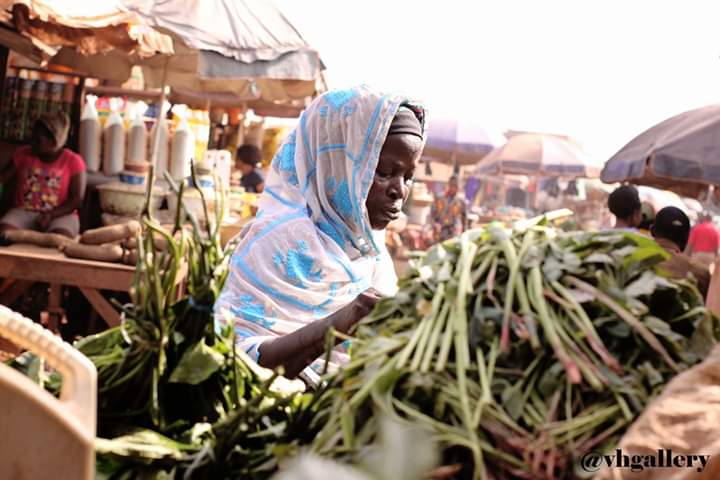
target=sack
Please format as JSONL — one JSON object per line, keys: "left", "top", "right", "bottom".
{"left": 595, "top": 345, "right": 720, "bottom": 479}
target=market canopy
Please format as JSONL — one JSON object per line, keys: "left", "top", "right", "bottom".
{"left": 601, "top": 104, "right": 720, "bottom": 199}
{"left": 0, "top": 0, "right": 172, "bottom": 60}
{"left": 0, "top": 0, "right": 325, "bottom": 115}
{"left": 474, "top": 133, "right": 601, "bottom": 178}
{"left": 119, "top": 0, "right": 325, "bottom": 104}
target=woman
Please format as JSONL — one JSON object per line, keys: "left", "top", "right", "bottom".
{"left": 0, "top": 112, "right": 86, "bottom": 237}
{"left": 430, "top": 175, "right": 468, "bottom": 242}
{"left": 215, "top": 86, "right": 425, "bottom": 379}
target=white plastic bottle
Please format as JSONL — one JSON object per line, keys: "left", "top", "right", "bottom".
{"left": 214, "top": 149, "right": 232, "bottom": 192}
{"left": 79, "top": 96, "right": 101, "bottom": 172}
{"left": 150, "top": 116, "right": 170, "bottom": 177}
{"left": 126, "top": 108, "right": 147, "bottom": 165}
{"left": 102, "top": 111, "right": 125, "bottom": 176}
{"left": 170, "top": 118, "right": 195, "bottom": 181}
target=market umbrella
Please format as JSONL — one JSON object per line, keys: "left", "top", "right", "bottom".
{"left": 601, "top": 104, "right": 720, "bottom": 198}
{"left": 637, "top": 186, "right": 690, "bottom": 215}
{"left": 474, "top": 133, "right": 601, "bottom": 178}
{"left": 422, "top": 118, "right": 506, "bottom": 166}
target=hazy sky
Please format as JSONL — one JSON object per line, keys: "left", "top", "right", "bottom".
{"left": 275, "top": 0, "right": 720, "bottom": 160}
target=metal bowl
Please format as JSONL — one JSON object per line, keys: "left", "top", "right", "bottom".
{"left": 96, "top": 181, "right": 166, "bottom": 217}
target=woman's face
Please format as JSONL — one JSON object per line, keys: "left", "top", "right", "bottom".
{"left": 366, "top": 133, "right": 423, "bottom": 230}
{"left": 31, "top": 124, "right": 57, "bottom": 158}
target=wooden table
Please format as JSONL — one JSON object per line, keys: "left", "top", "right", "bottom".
{"left": 0, "top": 244, "right": 185, "bottom": 331}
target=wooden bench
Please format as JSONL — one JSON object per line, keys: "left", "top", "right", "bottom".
{"left": 0, "top": 244, "right": 186, "bottom": 332}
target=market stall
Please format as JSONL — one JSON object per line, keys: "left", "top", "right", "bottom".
{"left": 0, "top": 0, "right": 325, "bottom": 338}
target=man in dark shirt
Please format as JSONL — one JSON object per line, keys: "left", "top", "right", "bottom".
{"left": 608, "top": 185, "right": 642, "bottom": 230}
{"left": 236, "top": 144, "right": 264, "bottom": 193}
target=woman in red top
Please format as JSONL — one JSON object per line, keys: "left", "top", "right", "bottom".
{"left": 0, "top": 112, "right": 86, "bottom": 237}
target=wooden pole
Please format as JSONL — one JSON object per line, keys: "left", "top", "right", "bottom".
{"left": 149, "top": 58, "right": 169, "bottom": 174}
{"left": 0, "top": 46, "right": 9, "bottom": 101}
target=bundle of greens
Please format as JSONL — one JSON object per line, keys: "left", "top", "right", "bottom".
{"left": 73, "top": 169, "right": 334, "bottom": 479}
{"left": 313, "top": 221, "right": 720, "bottom": 479}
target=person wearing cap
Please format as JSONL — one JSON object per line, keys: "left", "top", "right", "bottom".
{"left": 607, "top": 185, "right": 642, "bottom": 230}
{"left": 0, "top": 112, "right": 86, "bottom": 237}
{"left": 430, "top": 174, "right": 468, "bottom": 242}
{"left": 651, "top": 206, "right": 710, "bottom": 299}
{"left": 235, "top": 144, "right": 265, "bottom": 194}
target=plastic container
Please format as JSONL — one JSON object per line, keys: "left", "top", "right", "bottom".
{"left": 127, "top": 114, "right": 147, "bottom": 165}
{"left": 79, "top": 96, "right": 101, "bottom": 172}
{"left": 210, "top": 149, "right": 233, "bottom": 192}
{"left": 150, "top": 117, "right": 170, "bottom": 177}
{"left": 170, "top": 118, "right": 195, "bottom": 181}
{"left": 0, "top": 305, "right": 96, "bottom": 480}
{"left": 103, "top": 111, "right": 126, "bottom": 176}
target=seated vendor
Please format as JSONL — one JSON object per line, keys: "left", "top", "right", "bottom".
{"left": 214, "top": 86, "right": 426, "bottom": 379}
{"left": 0, "top": 113, "right": 86, "bottom": 238}
{"left": 235, "top": 144, "right": 265, "bottom": 193}
{"left": 652, "top": 206, "right": 710, "bottom": 298}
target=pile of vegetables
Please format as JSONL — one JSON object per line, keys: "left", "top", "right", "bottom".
{"left": 313, "top": 220, "right": 720, "bottom": 479}
{"left": 8, "top": 173, "right": 720, "bottom": 480}
{"left": 61, "top": 170, "right": 335, "bottom": 479}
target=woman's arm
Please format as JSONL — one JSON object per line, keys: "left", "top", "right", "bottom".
{"left": 48, "top": 170, "right": 87, "bottom": 219}
{"left": 257, "top": 291, "right": 379, "bottom": 378}
{"left": 0, "top": 160, "right": 16, "bottom": 184}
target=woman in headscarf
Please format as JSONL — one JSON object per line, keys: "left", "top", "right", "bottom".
{"left": 215, "top": 86, "right": 426, "bottom": 379}
{"left": 0, "top": 112, "right": 87, "bottom": 237}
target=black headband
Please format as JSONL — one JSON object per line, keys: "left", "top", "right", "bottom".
{"left": 387, "top": 105, "right": 424, "bottom": 139}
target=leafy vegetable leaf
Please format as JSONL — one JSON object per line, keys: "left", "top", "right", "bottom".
{"left": 168, "top": 341, "right": 224, "bottom": 385}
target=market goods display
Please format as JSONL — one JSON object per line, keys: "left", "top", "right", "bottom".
{"left": 103, "top": 111, "right": 127, "bottom": 176}
{"left": 6, "top": 183, "right": 719, "bottom": 480}
{"left": 313, "top": 221, "right": 720, "bottom": 479}
{"left": 64, "top": 242, "right": 124, "bottom": 262}
{"left": 80, "top": 221, "right": 141, "bottom": 245}
{"left": 0, "top": 229, "right": 73, "bottom": 249}
{"left": 80, "top": 97, "right": 102, "bottom": 172}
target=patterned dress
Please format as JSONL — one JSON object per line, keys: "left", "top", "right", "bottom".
{"left": 431, "top": 193, "right": 468, "bottom": 242}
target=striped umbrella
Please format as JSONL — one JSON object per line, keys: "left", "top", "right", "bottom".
{"left": 422, "top": 118, "right": 506, "bottom": 166}
{"left": 475, "top": 133, "right": 601, "bottom": 178}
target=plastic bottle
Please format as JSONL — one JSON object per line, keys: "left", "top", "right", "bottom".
{"left": 127, "top": 106, "right": 147, "bottom": 165}
{"left": 103, "top": 111, "right": 125, "bottom": 176}
{"left": 79, "top": 95, "right": 101, "bottom": 172}
{"left": 214, "top": 149, "right": 232, "bottom": 192}
{"left": 150, "top": 117, "right": 170, "bottom": 177}
{"left": 170, "top": 118, "right": 195, "bottom": 181}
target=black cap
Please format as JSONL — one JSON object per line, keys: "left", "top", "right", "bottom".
{"left": 652, "top": 206, "right": 690, "bottom": 251}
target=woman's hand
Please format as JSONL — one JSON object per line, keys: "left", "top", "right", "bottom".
{"left": 327, "top": 290, "right": 381, "bottom": 334}
{"left": 36, "top": 212, "right": 53, "bottom": 231}
{"left": 257, "top": 289, "right": 382, "bottom": 377}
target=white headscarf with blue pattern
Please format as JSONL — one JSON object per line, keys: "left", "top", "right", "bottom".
{"left": 215, "top": 86, "right": 424, "bottom": 364}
